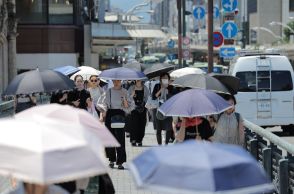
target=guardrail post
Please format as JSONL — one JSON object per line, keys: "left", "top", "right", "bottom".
{"left": 262, "top": 147, "right": 272, "bottom": 180}
{"left": 249, "top": 139, "right": 258, "bottom": 160}
{"left": 279, "top": 159, "right": 289, "bottom": 194}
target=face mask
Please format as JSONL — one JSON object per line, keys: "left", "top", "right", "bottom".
{"left": 162, "top": 79, "right": 169, "bottom": 85}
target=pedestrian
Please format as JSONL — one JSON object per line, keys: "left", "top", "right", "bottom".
{"left": 122, "top": 80, "right": 135, "bottom": 138}
{"left": 152, "top": 72, "right": 174, "bottom": 145}
{"left": 175, "top": 117, "right": 213, "bottom": 142}
{"left": 9, "top": 182, "right": 69, "bottom": 194}
{"left": 67, "top": 75, "right": 91, "bottom": 110}
{"left": 128, "top": 80, "right": 149, "bottom": 146}
{"left": 97, "top": 80, "right": 135, "bottom": 170}
{"left": 212, "top": 95, "right": 244, "bottom": 146}
{"left": 87, "top": 75, "right": 104, "bottom": 117}
{"left": 50, "top": 90, "right": 68, "bottom": 105}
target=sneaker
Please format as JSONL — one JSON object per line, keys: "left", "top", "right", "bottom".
{"left": 109, "top": 162, "right": 114, "bottom": 168}
{"left": 117, "top": 164, "right": 124, "bottom": 170}
{"left": 126, "top": 132, "right": 130, "bottom": 138}
{"left": 137, "top": 142, "right": 142, "bottom": 147}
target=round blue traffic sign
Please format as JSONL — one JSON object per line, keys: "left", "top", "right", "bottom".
{"left": 214, "top": 6, "right": 220, "bottom": 18}
{"left": 222, "top": 0, "right": 238, "bottom": 12}
{"left": 167, "top": 40, "right": 175, "bottom": 49}
{"left": 213, "top": 32, "right": 224, "bottom": 47}
{"left": 221, "top": 21, "right": 238, "bottom": 39}
{"left": 193, "top": 6, "right": 205, "bottom": 20}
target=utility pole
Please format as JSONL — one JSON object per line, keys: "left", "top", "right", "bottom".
{"left": 177, "top": 0, "right": 183, "bottom": 69}
{"left": 207, "top": 0, "right": 214, "bottom": 73}
{"left": 182, "top": 0, "right": 186, "bottom": 67}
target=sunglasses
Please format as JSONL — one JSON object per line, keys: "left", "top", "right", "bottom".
{"left": 90, "top": 79, "right": 99, "bottom": 82}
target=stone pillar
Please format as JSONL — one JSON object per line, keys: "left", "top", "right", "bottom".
{"left": 6, "top": 0, "right": 17, "bottom": 82}
{"left": 0, "top": 0, "right": 8, "bottom": 93}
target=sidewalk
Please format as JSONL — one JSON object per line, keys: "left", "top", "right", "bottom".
{"left": 108, "top": 122, "right": 160, "bottom": 194}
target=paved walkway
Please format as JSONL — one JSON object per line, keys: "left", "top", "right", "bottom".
{"left": 108, "top": 122, "right": 160, "bottom": 194}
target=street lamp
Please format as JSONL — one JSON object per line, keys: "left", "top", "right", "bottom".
{"left": 252, "top": 27, "right": 282, "bottom": 40}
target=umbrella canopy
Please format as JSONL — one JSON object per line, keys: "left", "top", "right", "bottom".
{"left": 70, "top": 66, "right": 101, "bottom": 81}
{"left": 3, "top": 70, "right": 75, "bottom": 96}
{"left": 158, "top": 88, "right": 232, "bottom": 117}
{"left": 129, "top": 140, "right": 273, "bottom": 194}
{"left": 53, "top": 65, "right": 80, "bottom": 76}
{"left": 209, "top": 73, "right": 240, "bottom": 95}
{"left": 171, "top": 74, "right": 230, "bottom": 94}
{"left": 99, "top": 67, "right": 147, "bottom": 80}
{"left": 143, "top": 63, "right": 175, "bottom": 79}
{"left": 170, "top": 67, "right": 204, "bottom": 79}
{"left": 123, "top": 61, "right": 142, "bottom": 72}
{"left": 15, "top": 104, "right": 120, "bottom": 147}
{"left": 0, "top": 117, "right": 108, "bottom": 184}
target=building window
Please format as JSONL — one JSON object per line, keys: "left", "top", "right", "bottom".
{"left": 290, "top": 0, "right": 294, "bottom": 11}
{"left": 49, "top": 0, "right": 73, "bottom": 24}
{"left": 16, "top": 0, "right": 74, "bottom": 24}
{"left": 16, "top": 0, "right": 48, "bottom": 24}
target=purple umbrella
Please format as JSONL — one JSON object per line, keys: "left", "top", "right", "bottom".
{"left": 99, "top": 67, "right": 147, "bottom": 80}
{"left": 158, "top": 89, "right": 232, "bottom": 117}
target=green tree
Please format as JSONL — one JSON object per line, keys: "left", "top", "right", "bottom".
{"left": 283, "top": 21, "right": 294, "bottom": 42}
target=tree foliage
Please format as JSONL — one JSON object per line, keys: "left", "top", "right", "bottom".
{"left": 283, "top": 21, "right": 294, "bottom": 42}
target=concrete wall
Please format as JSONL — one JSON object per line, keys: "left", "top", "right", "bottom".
{"left": 16, "top": 53, "right": 78, "bottom": 71}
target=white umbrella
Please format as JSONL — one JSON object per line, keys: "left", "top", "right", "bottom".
{"left": 15, "top": 104, "right": 120, "bottom": 147}
{"left": 0, "top": 117, "right": 108, "bottom": 184}
{"left": 170, "top": 67, "right": 204, "bottom": 79}
{"left": 70, "top": 66, "right": 101, "bottom": 81}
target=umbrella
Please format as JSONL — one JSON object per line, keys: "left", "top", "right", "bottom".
{"left": 15, "top": 104, "right": 120, "bottom": 147}
{"left": 53, "top": 65, "right": 80, "bottom": 76}
{"left": 99, "top": 67, "right": 147, "bottom": 80}
{"left": 0, "top": 117, "right": 108, "bottom": 184}
{"left": 129, "top": 140, "right": 273, "bottom": 194}
{"left": 3, "top": 70, "right": 75, "bottom": 95}
{"left": 70, "top": 66, "right": 101, "bottom": 81}
{"left": 143, "top": 63, "right": 175, "bottom": 79}
{"left": 171, "top": 74, "right": 230, "bottom": 94}
{"left": 123, "top": 62, "right": 142, "bottom": 71}
{"left": 209, "top": 73, "right": 240, "bottom": 95}
{"left": 170, "top": 67, "right": 204, "bottom": 79}
{"left": 158, "top": 88, "right": 232, "bottom": 117}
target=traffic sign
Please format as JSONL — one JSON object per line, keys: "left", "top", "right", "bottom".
{"left": 167, "top": 39, "right": 175, "bottom": 48}
{"left": 167, "top": 54, "right": 176, "bottom": 61}
{"left": 224, "top": 39, "right": 235, "bottom": 45}
{"left": 222, "top": 0, "right": 238, "bottom": 12}
{"left": 213, "top": 32, "right": 224, "bottom": 47}
{"left": 223, "top": 12, "right": 235, "bottom": 21}
{"left": 193, "top": 6, "right": 205, "bottom": 20}
{"left": 213, "top": 6, "right": 220, "bottom": 18}
{"left": 183, "top": 37, "right": 190, "bottom": 45}
{"left": 221, "top": 21, "right": 238, "bottom": 39}
{"left": 182, "top": 49, "right": 190, "bottom": 60}
{"left": 219, "top": 47, "right": 236, "bottom": 58}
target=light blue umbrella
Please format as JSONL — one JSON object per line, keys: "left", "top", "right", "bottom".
{"left": 53, "top": 65, "right": 80, "bottom": 76}
{"left": 99, "top": 67, "right": 147, "bottom": 80}
{"left": 129, "top": 141, "right": 273, "bottom": 194}
{"left": 158, "top": 88, "right": 232, "bottom": 117}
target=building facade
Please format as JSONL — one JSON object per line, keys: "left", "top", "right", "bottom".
{"left": 0, "top": 0, "right": 17, "bottom": 93}
{"left": 15, "top": 0, "right": 85, "bottom": 73}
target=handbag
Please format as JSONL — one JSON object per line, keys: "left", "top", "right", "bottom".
{"left": 145, "top": 96, "right": 159, "bottom": 109}
{"left": 109, "top": 89, "right": 126, "bottom": 129}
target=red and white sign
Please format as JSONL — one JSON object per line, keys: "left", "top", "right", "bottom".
{"left": 183, "top": 37, "right": 190, "bottom": 45}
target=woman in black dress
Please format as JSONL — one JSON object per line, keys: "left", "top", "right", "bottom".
{"left": 67, "top": 75, "right": 91, "bottom": 110}
{"left": 128, "top": 80, "right": 149, "bottom": 146}
{"left": 152, "top": 72, "right": 174, "bottom": 145}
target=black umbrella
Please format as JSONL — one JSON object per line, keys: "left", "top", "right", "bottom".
{"left": 171, "top": 74, "right": 230, "bottom": 94}
{"left": 4, "top": 70, "right": 75, "bottom": 95}
{"left": 209, "top": 73, "right": 240, "bottom": 95}
{"left": 123, "top": 62, "right": 142, "bottom": 71}
{"left": 143, "top": 63, "right": 175, "bottom": 79}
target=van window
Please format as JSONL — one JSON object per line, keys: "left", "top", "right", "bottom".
{"left": 236, "top": 71, "right": 293, "bottom": 92}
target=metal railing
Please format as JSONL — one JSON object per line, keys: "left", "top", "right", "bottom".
{"left": 0, "top": 100, "right": 15, "bottom": 118}
{"left": 244, "top": 120, "right": 294, "bottom": 194}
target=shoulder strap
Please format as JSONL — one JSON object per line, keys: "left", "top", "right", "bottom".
{"left": 109, "top": 89, "right": 111, "bottom": 109}
{"left": 216, "top": 112, "right": 224, "bottom": 122}
{"left": 235, "top": 112, "right": 240, "bottom": 128}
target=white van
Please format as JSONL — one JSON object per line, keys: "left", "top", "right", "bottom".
{"left": 230, "top": 54, "right": 294, "bottom": 132}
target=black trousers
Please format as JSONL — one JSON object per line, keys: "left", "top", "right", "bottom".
{"left": 105, "top": 109, "right": 127, "bottom": 165}
{"left": 156, "top": 129, "right": 172, "bottom": 145}
{"left": 130, "top": 108, "right": 147, "bottom": 143}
